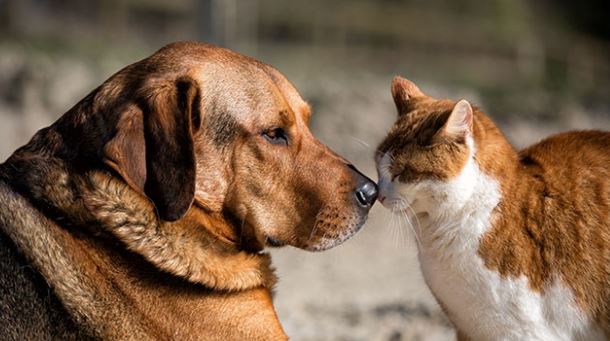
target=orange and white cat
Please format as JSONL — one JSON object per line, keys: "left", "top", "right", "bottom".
{"left": 376, "top": 76, "right": 610, "bottom": 340}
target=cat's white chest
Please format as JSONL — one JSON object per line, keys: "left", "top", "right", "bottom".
{"left": 414, "top": 170, "right": 603, "bottom": 341}
{"left": 419, "top": 233, "right": 605, "bottom": 341}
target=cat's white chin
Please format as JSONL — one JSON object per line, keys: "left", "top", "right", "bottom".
{"left": 383, "top": 198, "right": 431, "bottom": 224}
{"left": 381, "top": 196, "right": 418, "bottom": 212}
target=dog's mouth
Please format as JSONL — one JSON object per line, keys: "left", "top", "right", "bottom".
{"left": 260, "top": 208, "right": 369, "bottom": 252}
{"left": 305, "top": 219, "right": 366, "bottom": 252}
{"left": 264, "top": 235, "right": 286, "bottom": 247}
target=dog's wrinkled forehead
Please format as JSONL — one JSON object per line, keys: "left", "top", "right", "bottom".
{"left": 130, "top": 42, "right": 310, "bottom": 128}
{"left": 183, "top": 61, "right": 310, "bottom": 152}
{"left": 261, "top": 65, "right": 311, "bottom": 123}
{"left": 197, "top": 62, "right": 309, "bottom": 126}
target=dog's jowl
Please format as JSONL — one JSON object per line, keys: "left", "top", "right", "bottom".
{"left": 0, "top": 42, "right": 377, "bottom": 340}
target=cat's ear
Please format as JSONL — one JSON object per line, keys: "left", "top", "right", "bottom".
{"left": 442, "top": 99, "right": 473, "bottom": 138}
{"left": 391, "top": 76, "right": 424, "bottom": 114}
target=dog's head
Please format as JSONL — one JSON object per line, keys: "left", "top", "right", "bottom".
{"left": 97, "top": 42, "right": 376, "bottom": 252}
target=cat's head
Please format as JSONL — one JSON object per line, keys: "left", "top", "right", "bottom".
{"left": 376, "top": 76, "right": 478, "bottom": 216}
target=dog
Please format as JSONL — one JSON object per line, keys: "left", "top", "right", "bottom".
{"left": 0, "top": 42, "right": 377, "bottom": 340}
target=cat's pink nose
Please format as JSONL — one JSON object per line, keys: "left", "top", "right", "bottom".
{"left": 378, "top": 195, "right": 386, "bottom": 203}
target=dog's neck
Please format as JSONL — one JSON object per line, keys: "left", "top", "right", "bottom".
{"left": 79, "top": 171, "right": 277, "bottom": 291}
{"left": 0, "top": 149, "right": 276, "bottom": 292}
{"left": 0, "top": 174, "right": 286, "bottom": 340}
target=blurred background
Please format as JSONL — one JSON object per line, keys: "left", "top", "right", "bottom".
{"left": 1, "top": 1, "right": 609, "bottom": 340}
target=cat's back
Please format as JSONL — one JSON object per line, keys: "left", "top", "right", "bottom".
{"left": 517, "top": 130, "right": 610, "bottom": 230}
{"left": 520, "top": 130, "right": 610, "bottom": 171}
{"left": 519, "top": 130, "right": 610, "bottom": 197}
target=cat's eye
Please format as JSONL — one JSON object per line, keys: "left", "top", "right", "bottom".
{"left": 262, "top": 127, "right": 289, "bottom": 146}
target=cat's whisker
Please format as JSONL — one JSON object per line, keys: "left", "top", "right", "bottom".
{"left": 391, "top": 206, "right": 405, "bottom": 244}
{"left": 405, "top": 203, "right": 423, "bottom": 234}
{"left": 389, "top": 197, "right": 416, "bottom": 248}
{"left": 398, "top": 211, "right": 410, "bottom": 247}
{"left": 387, "top": 209, "right": 403, "bottom": 249}
{"left": 350, "top": 136, "right": 371, "bottom": 150}
{"left": 391, "top": 211, "right": 403, "bottom": 249}
{"left": 386, "top": 210, "right": 396, "bottom": 244}
{"left": 404, "top": 206, "right": 423, "bottom": 248}
{"left": 394, "top": 196, "right": 423, "bottom": 247}
{"left": 398, "top": 204, "right": 422, "bottom": 249}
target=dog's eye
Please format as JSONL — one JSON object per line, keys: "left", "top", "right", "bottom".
{"left": 262, "top": 128, "right": 289, "bottom": 145}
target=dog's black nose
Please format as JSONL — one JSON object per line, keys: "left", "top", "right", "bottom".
{"left": 347, "top": 164, "right": 378, "bottom": 208}
{"left": 355, "top": 181, "right": 378, "bottom": 207}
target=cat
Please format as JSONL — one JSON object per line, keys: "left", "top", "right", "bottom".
{"left": 375, "top": 76, "right": 610, "bottom": 340}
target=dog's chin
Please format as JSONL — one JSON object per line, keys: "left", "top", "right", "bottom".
{"left": 301, "top": 218, "right": 367, "bottom": 252}
{"left": 260, "top": 206, "right": 370, "bottom": 252}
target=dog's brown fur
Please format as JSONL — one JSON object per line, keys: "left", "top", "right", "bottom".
{"left": 0, "top": 42, "right": 375, "bottom": 339}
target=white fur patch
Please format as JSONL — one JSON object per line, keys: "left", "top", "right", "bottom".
{"left": 377, "top": 149, "right": 604, "bottom": 340}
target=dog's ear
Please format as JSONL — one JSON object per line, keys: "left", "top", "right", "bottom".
{"left": 103, "top": 76, "right": 202, "bottom": 221}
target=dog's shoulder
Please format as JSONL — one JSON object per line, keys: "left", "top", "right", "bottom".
{"left": 0, "top": 205, "right": 97, "bottom": 340}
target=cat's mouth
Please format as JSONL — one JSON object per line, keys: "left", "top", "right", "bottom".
{"left": 380, "top": 196, "right": 418, "bottom": 213}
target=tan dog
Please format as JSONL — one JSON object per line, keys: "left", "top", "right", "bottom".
{"left": 0, "top": 42, "right": 377, "bottom": 340}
